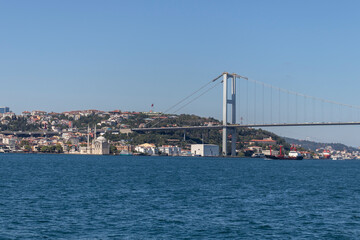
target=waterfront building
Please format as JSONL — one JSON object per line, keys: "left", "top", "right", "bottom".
{"left": 191, "top": 144, "right": 219, "bottom": 157}
{"left": 78, "top": 136, "right": 110, "bottom": 155}
{"left": 158, "top": 145, "right": 181, "bottom": 156}
{"left": 79, "top": 146, "right": 90, "bottom": 154}
{"left": 3, "top": 137, "right": 17, "bottom": 151}
{"left": 248, "top": 146, "right": 263, "bottom": 153}
{"left": 115, "top": 143, "right": 134, "bottom": 152}
{"left": 135, "top": 143, "right": 158, "bottom": 155}
{"left": 75, "top": 126, "right": 110, "bottom": 155}
{"left": 92, "top": 136, "right": 110, "bottom": 155}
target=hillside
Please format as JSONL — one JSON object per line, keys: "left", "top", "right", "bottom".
{"left": 104, "top": 114, "right": 292, "bottom": 153}
{"left": 284, "top": 137, "right": 358, "bottom": 152}
{"left": 0, "top": 110, "right": 296, "bottom": 155}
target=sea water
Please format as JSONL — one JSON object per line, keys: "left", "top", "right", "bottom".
{"left": 0, "top": 154, "right": 359, "bottom": 239}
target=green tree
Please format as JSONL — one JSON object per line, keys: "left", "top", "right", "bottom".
{"left": 55, "top": 144, "right": 63, "bottom": 153}
{"left": 20, "top": 140, "right": 30, "bottom": 147}
{"left": 40, "top": 146, "right": 50, "bottom": 153}
{"left": 24, "top": 145, "right": 32, "bottom": 152}
{"left": 110, "top": 145, "right": 118, "bottom": 154}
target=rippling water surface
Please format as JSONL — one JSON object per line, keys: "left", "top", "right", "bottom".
{"left": 1, "top": 154, "right": 360, "bottom": 239}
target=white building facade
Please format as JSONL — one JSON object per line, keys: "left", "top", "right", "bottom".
{"left": 135, "top": 143, "right": 158, "bottom": 155}
{"left": 78, "top": 136, "right": 110, "bottom": 155}
{"left": 158, "top": 145, "right": 181, "bottom": 156}
{"left": 92, "top": 136, "right": 110, "bottom": 155}
{"left": 191, "top": 144, "right": 219, "bottom": 157}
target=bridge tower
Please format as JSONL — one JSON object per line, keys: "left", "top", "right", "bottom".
{"left": 222, "top": 72, "right": 237, "bottom": 156}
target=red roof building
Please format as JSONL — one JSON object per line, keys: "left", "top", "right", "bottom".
{"left": 250, "top": 137, "right": 276, "bottom": 145}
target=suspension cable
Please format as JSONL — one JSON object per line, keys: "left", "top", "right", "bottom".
{"left": 161, "top": 73, "right": 223, "bottom": 115}
{"left": 149, "top": 79, "right": 222, "bottom": 128}
{"left": 246, "top": 77, "right": 360, "bottom": 110}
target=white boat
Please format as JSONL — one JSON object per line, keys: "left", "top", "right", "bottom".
{"left": 288, "top": 151, "right": 303, "bottom": 159}
{"left": 120, "top": 150, "right": 133, "bottom": 156}
{"left": 331, "top": 155, "right": 344, "bottom": 160}
{"left": 251, "top": 153, "right": 265, "bottom": 158}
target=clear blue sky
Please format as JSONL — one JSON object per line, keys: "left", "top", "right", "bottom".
{"left": 1, "top": 0, "right": 360, "bottom": 146}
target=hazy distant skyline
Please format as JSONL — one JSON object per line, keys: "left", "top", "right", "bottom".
{"left": 2, "top": 0, "right": 360, "bottom": 146}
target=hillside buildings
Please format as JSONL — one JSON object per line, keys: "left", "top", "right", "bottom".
{"left": 249, "top": 137, "right": 276, "bottom": 145}
{"left": 1, "top": 108, "right": 359, "bottom": 159}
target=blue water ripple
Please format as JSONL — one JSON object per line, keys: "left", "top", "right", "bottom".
{"left": 0, "top": 154, "right": 360, "bottom": 239}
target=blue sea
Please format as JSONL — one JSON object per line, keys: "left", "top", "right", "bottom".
{"left": 1, "top": 154, "right": 360, "bottom": 239}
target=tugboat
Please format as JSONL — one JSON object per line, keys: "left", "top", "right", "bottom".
{"left": 265, "top": 145, "right": 303, "bottom": 160}
{"left": 287, "top": 146, "right": 304, "bottom": 160}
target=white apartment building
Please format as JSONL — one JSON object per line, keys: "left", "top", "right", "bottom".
{"left": 158, "top": 145, "right": 181, "bottom": 156}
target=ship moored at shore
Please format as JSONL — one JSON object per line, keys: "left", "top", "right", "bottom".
{"left": 265, "top": 145, "right": 303, "bottom": 160}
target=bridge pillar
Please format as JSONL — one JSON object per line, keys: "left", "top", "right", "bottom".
{"left": 222, "top": 72, "right": 237, "bottom": 156}
{"left": 222, "top": 127, "right": 227, "bottom": 156}
{"left": 231, "top": 128, "right": 237, "bottom": 156}
{"left": 231, "top": 73, "right": 237, "bottom": 156}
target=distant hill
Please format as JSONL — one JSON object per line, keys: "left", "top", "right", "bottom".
{"left": 284, "top": 137, "right": 358, "bottom": 152}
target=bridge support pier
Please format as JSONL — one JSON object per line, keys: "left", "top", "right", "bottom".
{"left": 222, "top": 72, "right": 237, "bottom": 157}
{"left": 231, "top": 128, "right": 237, "bottom": 157}
{"left": 222, "top": 126, "right": 228, "bottom": 156}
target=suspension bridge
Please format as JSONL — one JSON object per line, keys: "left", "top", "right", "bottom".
{"left": 133, "top": 72, "right": 360, "bottom": 156}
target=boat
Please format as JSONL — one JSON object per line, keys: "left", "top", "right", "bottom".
{"left": 0, "top": 148, "right": 10, "bottom": 153}
{"left": 265, "top": 145, "right": 303, "bottom": 160}
{"left": 120, "top": 150, "right": 133, "bottom": 156}
{"left": 251, "top": 153, "right": 265, "bottom": 158}
{"left": 322, "top": 150, "right": 331, "bottom": 159}
{"left": 287, "top": 149, "right": 304, "bottom": 160}
{"left": 331, "top": 155, "right": 344, "bottom": 160}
